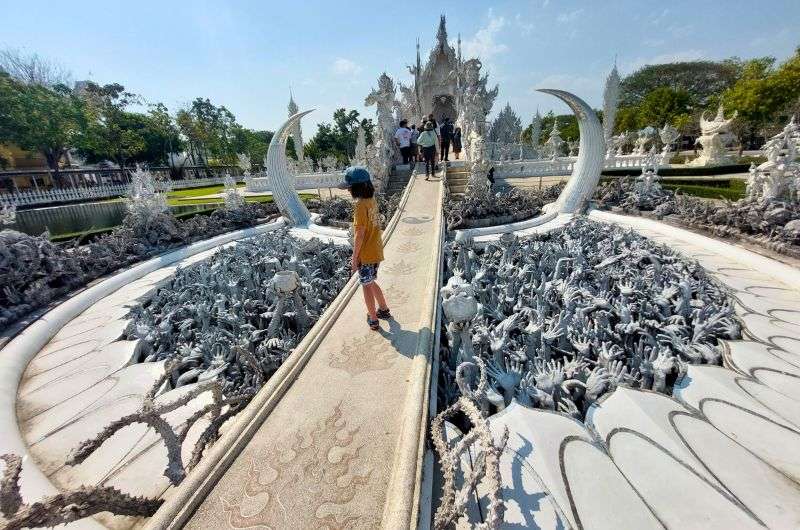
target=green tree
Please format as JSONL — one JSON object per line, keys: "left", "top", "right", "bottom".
{"left": 78, "top": 82, "right": 147, "bottom": 168}
{"left": 620, "top": 60, "right": 742, "bottom": 107}
{"left": 722, "top": 48, "right": 800, "bottom": 140}
{"left": 305, "top": 108, "right": 374, "bottom": 166}
{"left": 231, "top": 127, "right": 274, "bottom": 166}
{"left": 637, "top": 86, "right": 693, "bottom": 129}
{"left": 176, "top": 98, "right": 240, "bottom": 165}
{"left": 0, "top": 72, "right": 88, "bottom": 178}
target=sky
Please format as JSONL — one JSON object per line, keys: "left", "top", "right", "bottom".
{"left": 2, "top": 0, "right": 799, "bottom": 137}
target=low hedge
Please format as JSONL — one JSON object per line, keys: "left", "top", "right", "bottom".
{"left": 602, "top": 164, "right": 749, "bottom": 177}
{"left": 663, "top": 180, "right": 746, "bottom": 201}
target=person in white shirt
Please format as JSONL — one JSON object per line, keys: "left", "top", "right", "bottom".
{"left": 394, "top": 120, "right": 413, "bottom": 164}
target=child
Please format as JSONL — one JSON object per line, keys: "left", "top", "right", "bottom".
{"left": 339, "top": 166, "right": 391, "bottom": 330}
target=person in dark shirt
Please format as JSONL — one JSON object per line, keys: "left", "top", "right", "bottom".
{"left": 452, "top": 126, "right": 462, "bottom": 159}
{"left": 439, "top": 117, "right": 454, "bottom": 162}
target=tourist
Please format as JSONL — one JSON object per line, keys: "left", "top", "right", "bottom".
{"left": 394, "top": 119, "right": 413, "bottom": 165}
{"left": 487, "top": 166, "right": 495, "bottom": 191}
{"left": 410, "top": 124, "right": 419, "bottom": 163}
{"left": 417, "top": 121, "right": 438, "bottom": 179}
{"left": 452, "top": 127, "right": 462, "bottom": 159}
{"left": 339, "top": 166, "right": 391, "bottom": 331}
{"left": 439, "top": 117, "right": 453, "bottom": 162}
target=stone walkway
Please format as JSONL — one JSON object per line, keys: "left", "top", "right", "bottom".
{"left": 180, "top": 171, "right": 444, "bottom": 529}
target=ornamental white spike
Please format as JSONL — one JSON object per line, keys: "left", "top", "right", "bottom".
{"left": 266, "top": 110, "right": 314, "bottom": 226}
{"left": 537, "top": 89, "right": 605, "bottom": 214}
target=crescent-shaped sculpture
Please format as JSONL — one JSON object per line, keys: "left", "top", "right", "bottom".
{"left": 266, "top": 110, "right": 314, "bottom": 226}
{"left": 537, "top": 88, "right": 605, "bottom": 214}
{"left": 454, "top": 89, "right": 605, "bottom": 242}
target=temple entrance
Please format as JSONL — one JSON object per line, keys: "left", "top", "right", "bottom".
{"left": 432, "top": 94, "right": 456, "bottom": 123}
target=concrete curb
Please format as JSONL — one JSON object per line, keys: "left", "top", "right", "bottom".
{"left": 0, "top": 218, "right": 286, "bottom": 523}
{"left": 381, "top": 166, "right": 445, "bottom": 529}
{"left": 144, "top": 164, "right": 421, "bottom": 530}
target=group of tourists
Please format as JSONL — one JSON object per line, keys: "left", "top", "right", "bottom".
{"left": 394, "top": 114, "right": 463, "bottom": 179}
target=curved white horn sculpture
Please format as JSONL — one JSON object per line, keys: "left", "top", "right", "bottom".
{"left": 453, "top": 89, "right": 605, "bottom": 242}
{"left": 537, "top": 89, "right": 605, "bottom": 214}
{"left": 266, "top": 110, "right": 314, "bottom": 226}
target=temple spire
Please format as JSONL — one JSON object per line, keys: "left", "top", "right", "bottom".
{"left": 436, "top": 15, "right": 448, "bottom": 51}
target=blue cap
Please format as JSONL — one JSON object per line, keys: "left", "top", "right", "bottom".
{"left": 338, "top": 166, "right": 372, "bottom": 188}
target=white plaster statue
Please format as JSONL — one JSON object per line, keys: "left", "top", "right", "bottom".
{"left": 602, "top": 62, "right": 620, "bottom": 156}
{"left": 689, "top": 105, "right": 738, "bottom": 167}
{"left": 746, "top": 116, "right": 800, "bottom": 201}
{"left": 659, "top": 123, "right": 680, "bottom": 164}
{"left": 543, "top": 118, "right": 565, "bottom": 160}
{"left": 632, "top": 126, "right": 657, "bottom": 155}
{"left": 529, "top": 109, "right": 543, "bottom": 159}
{"left": 365, "top": 72, "right": 399, "bottom": 190}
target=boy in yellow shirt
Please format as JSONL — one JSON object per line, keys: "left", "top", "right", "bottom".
{"left": 339, "top": 166, "right": 391, "bottom": 331}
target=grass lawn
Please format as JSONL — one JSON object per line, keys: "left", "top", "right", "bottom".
{"left": 165, "top": 185, "right": 318, "bottom": 206}
{"left": 662, "top": 179, "right": 746, "bottom": 201}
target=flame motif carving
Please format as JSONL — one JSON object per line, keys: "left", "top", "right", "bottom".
{"left": 220, "top": 405, "right": 370, "bottom": 529}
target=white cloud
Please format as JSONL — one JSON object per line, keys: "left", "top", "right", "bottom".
{"left": 622, "top": 50, "right": 706, "bottom": 72}
{"left": 331, "top": 57, "right": 362, "bottom": 76}
{"left": 542, "top": 0, "right": 550, "bottom": 7}
{"left": 461, "top": 10, "right": 509, "bottom": 62}
{"left": 557, "top": 8, "right": 584, "bottom": 24}
{"left": 515, "top": 13, "right": 535, "bottom": 35}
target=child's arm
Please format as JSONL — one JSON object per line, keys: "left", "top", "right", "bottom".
{"left": 352, "top": 225, "right": 366, "bottom": 272}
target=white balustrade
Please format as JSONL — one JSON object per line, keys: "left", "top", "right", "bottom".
{"left": 245, "top": 171, "right": 342, "bottom": 193}
{"left": 491, "top": 153, "right": 669, "bottom": 179}
{"left": 0, "top": 176, "right": 237, "bottom": 208}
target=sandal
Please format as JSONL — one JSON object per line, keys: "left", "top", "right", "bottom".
{"left": 367, "top": 315, "right": 380, "bottom": 331}
{"left": 377, "top": 308, "right": 392, "bottom": 320}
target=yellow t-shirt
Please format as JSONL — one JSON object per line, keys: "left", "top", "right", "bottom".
{"left": 353, "top": 198, "right": 384, "bottom": 264}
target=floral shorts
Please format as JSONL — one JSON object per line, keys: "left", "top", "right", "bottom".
{"left": 358, "top": 263, "right": 379, "bottom": 285}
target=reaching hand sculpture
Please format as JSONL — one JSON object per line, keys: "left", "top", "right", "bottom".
{"left": 437, "top": 217, "right": 739, "bottom": 423}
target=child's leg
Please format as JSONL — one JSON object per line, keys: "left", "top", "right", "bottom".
{"left": 369, "top": 282, "right": 388, "bottom": 311}
{"left": 362, "top": 285, "right": 378, "bottom": 320}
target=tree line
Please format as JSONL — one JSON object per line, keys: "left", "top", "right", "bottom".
{"left": 523, "top": 47, "right": 800, "bottom": 149}
{"left": 0, "top": 49, "right": 374, "bottom": 175}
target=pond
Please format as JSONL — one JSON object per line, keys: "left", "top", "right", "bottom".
{"left": 8, "top": 201, "right": 219, "bottom": 238}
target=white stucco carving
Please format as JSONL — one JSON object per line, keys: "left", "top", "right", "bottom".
{"left": 689, "top": 105, "right": 738, "bottom": 167}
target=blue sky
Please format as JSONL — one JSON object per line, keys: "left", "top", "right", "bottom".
{"left": 2, "top": 0, "right": 798, "bottom": 136}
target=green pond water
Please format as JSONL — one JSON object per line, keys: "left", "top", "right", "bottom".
{"left": 9, "top": 201, "right": 219, "bottom": 238}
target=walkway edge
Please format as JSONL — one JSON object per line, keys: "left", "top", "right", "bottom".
{"left": 381, "top": 168, "right": 445, "bottom": 529}
{"left": 146, "top": 167, "right": 420, "bottom": 530}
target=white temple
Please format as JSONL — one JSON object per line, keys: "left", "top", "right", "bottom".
{"left": 398, "top": 15, "right": 498, "bottom": 140}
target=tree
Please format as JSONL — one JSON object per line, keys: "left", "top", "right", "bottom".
{"left": 78, "top": 82, "right": 147, "bottom": 168}
{"left": 231, "top": 127, "right": 273, "bottom": 166}
{"left": 0, "top": 47, "right": 72, "bottom": 87}
{"left": 0, "top": 72, "right": 88, "bottom": 178}
{"left": 305, "top": 108, "right": 374, "bottom": 166}
{"left": 722, "top": 48, "right": 800, "bottom": 140}
{"left": 620, "top": 60, "right": 742, "bottom": 107}
{"left": 636, "top": 87, "right": 693, "bottom": 129}
{"left": 176, "top": 98, "right": 240, "bottom": 165}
